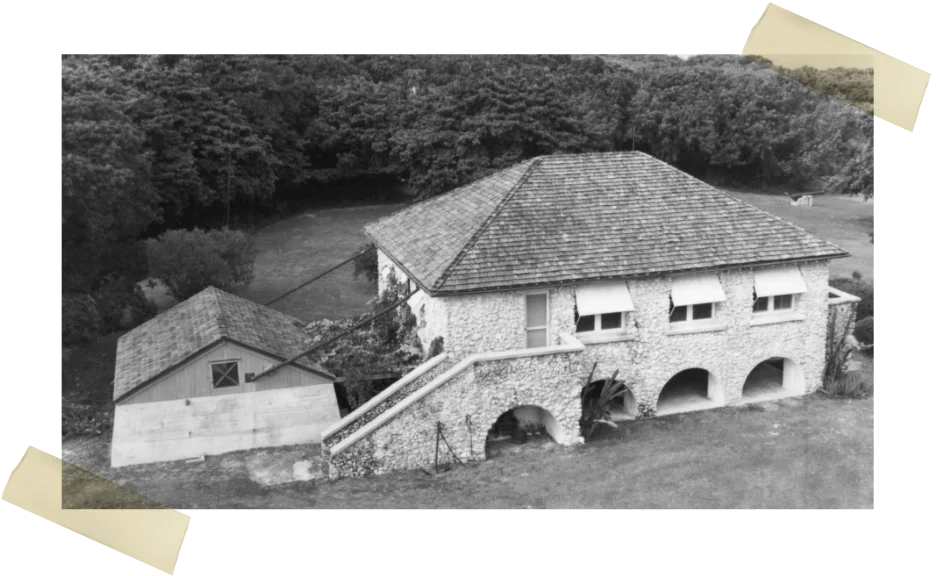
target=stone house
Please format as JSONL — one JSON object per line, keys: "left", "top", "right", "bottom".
{"left": 321, "top": 151, "right": 860, "bottom": 478}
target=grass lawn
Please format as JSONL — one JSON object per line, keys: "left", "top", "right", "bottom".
{"left": 234, "top": 202, "right": 406, "bottom": 321}
{"left": 62, "top": 390, "right": 873, "bottom": 509}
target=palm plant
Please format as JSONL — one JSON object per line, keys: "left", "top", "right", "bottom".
{"left": 580, "top": 366, "right": 628, "bottom": 440}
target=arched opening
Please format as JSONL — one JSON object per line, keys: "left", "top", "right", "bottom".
{"left": 742, "top": 357, "right": 805, "bottom": 402}
{"left": 657, "top": 368, "right": 723, "bottom": 416}
{"left": 582, "top": 379, "right": 638, "bottom": 421}
{"left": 485, "top": 405, "right": 559, "bottom": 458}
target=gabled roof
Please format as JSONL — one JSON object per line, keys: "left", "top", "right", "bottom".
{"left": 113, "top": 286, "right": 334, "bottom": 402}
{"left": 365, "top": 151, "right": 848, "bottom": 295}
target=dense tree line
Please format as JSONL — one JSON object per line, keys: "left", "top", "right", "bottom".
{"left": 62, "top": 54, "right": 873, "bottom": 344}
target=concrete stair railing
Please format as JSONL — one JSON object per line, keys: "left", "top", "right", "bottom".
{"left": 326, "top": 333, "right": 586, "bottom": 467}
{"left": 320, "top": 353, "right": 451, "bottom": 454}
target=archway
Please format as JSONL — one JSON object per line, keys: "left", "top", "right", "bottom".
{"left": 485, "top": 405, "right": 560, "bottom": 458}
{"left": 582, "top": 379, "right": 638, "bottom": 421}
{"left": 656, "top": 368, "right": 723, "bottom": 416}
{"left": 742, "top": 357, "right": 804, "bottom": 402}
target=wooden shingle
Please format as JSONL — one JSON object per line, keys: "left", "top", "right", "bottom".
{"left": 365, "top": 151, "right": 848, "bottom": 295}
{"left": 113, "top": 287, "right": 333, "bottom": 401}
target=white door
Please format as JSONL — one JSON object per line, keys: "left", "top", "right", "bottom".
{"left": 525, "top": 293, "right": 549, "bottom": 348}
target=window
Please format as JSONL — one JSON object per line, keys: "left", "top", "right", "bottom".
{"left": 753, "top": 291, "right": 796, "bottom": 313}
{"left": 753, "top": 266, "right": 806, "bottom": 314}
{"left": 574, "top": 282, "right": 634, "bottom": 334}
{"left": 601, "top": 312, "right": 623, "bottom": 330}
{"left": 211, "top": 361, "right": 240, "bottom": 388}
{"left": 670, "top": 273, "right": 725, "bottom": 324}
{"left": 753, "top": 295, "right": 769, "bottom": 312}
{"left": 692, "top": 303, "right": 713, "bottom": 320}
{"left": 575, "top": 309, "right": 625, "bottom": 333}
{"left": 575, "top": 312, "right": 596, "bottom": 332}
{"left": 525, "top": 293, "right": 549, "bottom": 348}
{"left": 670, "top": 298, "right": 715, "bottom": 323}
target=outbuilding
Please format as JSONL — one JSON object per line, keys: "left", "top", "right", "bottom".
{"left": 111, "top": 286, "right": 340, "bottom": 467}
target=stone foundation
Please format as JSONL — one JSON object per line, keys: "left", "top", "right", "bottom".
{"left": 328, "top": 342, "right": 585, "bottom": 478}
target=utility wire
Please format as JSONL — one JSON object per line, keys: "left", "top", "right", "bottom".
{"left": 264, "top": 246, "right": 372, "bottom": 307}
{"left": 253, "top": 286, "right": 418, "bottom": 381}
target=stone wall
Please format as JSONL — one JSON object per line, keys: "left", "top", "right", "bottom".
{"left": 340, "top": 255, "right": 857, "bottom": 479}
{"left": 320, "top": 355, "right": 451, "bottom": 468}
{"left": 328, "top": 349, "right": 585, "bottom": 478}
{"left": 828, "top": 301, "right": 858, "bottom": 345}
{"left": 388, "top": 260, "right": 836, "bottom": 415}
{"left": 378, "top": 250, "right": 447, "bottom": 351}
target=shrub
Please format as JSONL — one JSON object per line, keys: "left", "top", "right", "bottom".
{"left": 62, "top": 293, "right": 102, "bottom": 345}
{"left": 821, "top": 371, "right": 873, "bottom": 399}
{"left": 62, "top": 400, "right": 114, "bottom": 437}
{"left": 829, "top": 276, "right": 873, "bottom": 320}
{"left": 353, "top": 242, "right": 378, "bottom": 284}
{"left": 427, "top": 336, "right": 445, "bottom": 359}
{"left": 304, "top": 269, "right": 422, "bottom": 410}
{"left": 91, "top": 274, "right": 157, "bottom": 332}
{"left": 854, "top": 316, "right": 873, "bottom": 345}
{"left": 147, "top": 228, "right": 256, "bottom": 301}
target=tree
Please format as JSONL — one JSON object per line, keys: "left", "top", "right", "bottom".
{"left": 62, "top": 56, "right": 160, "bottom": 292}
{"left": 146, "top": 228, "right": 256, "bottom": 301}
{"left": 125, "top": 56, "right": 278, "bottom": 227}
{"left": 391, "top": 55, "right": 624, "bottom": 198}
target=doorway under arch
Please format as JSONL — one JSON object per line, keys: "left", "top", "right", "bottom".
{"left": 485, "top": 405, "right": 560, "bottom": 458}
{"left": 742, "top": 357, "right": 805, "bottom": 403}
{"left": 656, "top": 368, "right": 723, "bottom": 416}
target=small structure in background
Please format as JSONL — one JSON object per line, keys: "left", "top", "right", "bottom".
{"left": 787, "top": 190, "right": 825, "bottom": 207}
{"left": 111, "top": 286, "right": 339, "bottom": 467}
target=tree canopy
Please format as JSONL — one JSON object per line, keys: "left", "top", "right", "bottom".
{"left": 62, "top": 54, "right": 873, "bottom": 343}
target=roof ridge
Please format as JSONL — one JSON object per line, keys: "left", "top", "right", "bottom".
{"left": 641, "top": 154, "right": 849, "bottom": 256}
{"left": 208, "top": 285, "right": 228, "bottom": 338}
{"left": 433, "top": 157, "right": 544, "bottom": 291}
{"left": 364, "top": 159, "right": 537, "bottom": 236}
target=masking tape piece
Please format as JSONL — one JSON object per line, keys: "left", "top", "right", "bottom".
{"left": 2, "top": 446, "right": 189, "bottom": 574}
{"left": 743, "top": 3, "right": 930, "bottom": 131}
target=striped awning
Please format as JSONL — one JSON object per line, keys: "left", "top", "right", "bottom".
{"left": 671, "top": 273, "right": 726, "bottom": 306}
{"left": 753, "top": 266, "right": 807, "bottom": 297}
{"left": 575, "top": 282, "right": 635, "bottom": 316}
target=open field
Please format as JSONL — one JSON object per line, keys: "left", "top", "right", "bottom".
{"left": 235, "top": 202, "right": 406, "bottom": 321}
{"left": 63, "top": 388, "right": 873, "bottom": 509}
{"left": 722, "top": 190, "right": 873, "bottom": 281}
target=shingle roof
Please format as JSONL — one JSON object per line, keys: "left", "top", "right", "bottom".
{"left": 365, "top": 151, "right": 848, "bottom": 294}
{"left": 113, "top": 286, "right": 334, "bottom": 401}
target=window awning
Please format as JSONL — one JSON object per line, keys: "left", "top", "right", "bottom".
{"left": 575, "top": 282, "right": 635, "bottom": 316}
{"left": 671, "top": 273, "right": 726, "bottom": 306}
{"left": 753, "top": 266, "right": 807, "bottom": 297}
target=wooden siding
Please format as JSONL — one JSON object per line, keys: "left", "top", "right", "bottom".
{"left": 111, "top": 385, "right": 341, "bottom": 467}
{"left": 120, "top": 341, "right": 332, "bottom": 405}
